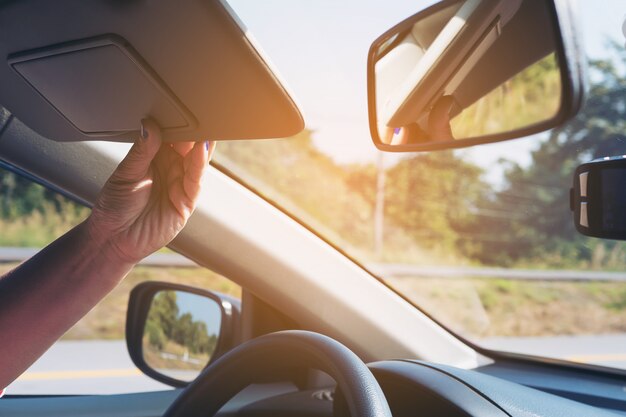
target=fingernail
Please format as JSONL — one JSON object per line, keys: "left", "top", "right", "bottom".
{"left": 205, "top": 141, "right": 209, "bottom": 151}
{"left": 140, "top": 123, "right": 148, "bottom": 140}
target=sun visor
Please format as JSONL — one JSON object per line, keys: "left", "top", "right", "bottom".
{"left": 0, "top": 0, "right": 304, "bottom": 142}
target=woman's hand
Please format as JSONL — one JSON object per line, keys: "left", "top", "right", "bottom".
{"left": 86, "top": 119, "right": 215, "bottom": 265}
{"left": 379, "top": 95, "right": 454, "bottom": 145}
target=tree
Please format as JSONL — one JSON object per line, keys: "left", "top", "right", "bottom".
{"left": 467, "top": 45, "right": 626, "bottom": 266}
{"left": 0, "top": 168, "right": 87, "bottom": 220}
{"left": 145, "top": 291, "right": 179, "bottom": 348}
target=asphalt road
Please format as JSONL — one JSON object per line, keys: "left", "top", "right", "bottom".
{"left": 8, "top": 341, "right": 171, "bottom": 395}
{"left": 480, "top": 334, "right": 626, "bottom": 368}
{"left": 7, "top": 336, "right": 626, "bottom": 395}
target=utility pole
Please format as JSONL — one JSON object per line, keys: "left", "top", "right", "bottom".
{"left": 374, "top": 151, "right": 385, "bottom": 260}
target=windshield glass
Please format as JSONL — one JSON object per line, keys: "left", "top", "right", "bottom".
{"left": 220, "top": 0, "right": 626, "bottom": 370}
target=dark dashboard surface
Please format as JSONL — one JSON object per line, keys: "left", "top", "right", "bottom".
{"left": 3, "top": 360, "right": 625, "bottom": 417}
{"left": 238, "top": 360, "right": 624, "bottom": 417}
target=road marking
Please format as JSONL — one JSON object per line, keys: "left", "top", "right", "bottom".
{"left": 566, "top": 353, "right": 626, "bottom": 363}
{"left": 17, "top": 368, "right": 142, "bottom": 381}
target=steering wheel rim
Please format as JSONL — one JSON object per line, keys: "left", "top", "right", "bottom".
{"left": 163, "top": 330, "right": 392, "bottom": 417}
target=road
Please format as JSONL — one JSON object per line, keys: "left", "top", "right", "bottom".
{"left": 8, "top": 341, "right": 170, "bottom": 395}
{"left": 7, "top": 336, "right": 626, "bottom": 395}
{"left": 480, "top": 334, "right": 626, "bottom": 368}
{"left": 4, "top": 248, "right": 626, "bottom": 394}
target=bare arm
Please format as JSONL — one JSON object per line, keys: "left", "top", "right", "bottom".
{"left": 0, "top": 120, "right": 215, "bottom": 388}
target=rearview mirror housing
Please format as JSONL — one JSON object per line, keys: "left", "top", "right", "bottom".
{"left": 367, "top": 0, "right": 586, "bottom": 152}
{"left": 571, "top": 156, "right": 626, "bottom": 241}
{"left": 126, "top": 281, "right": 239, "bottom": 387}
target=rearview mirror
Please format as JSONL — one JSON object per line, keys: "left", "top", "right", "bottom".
{"left": 571, "top": 156, "right": 626, "bottom": 240}
{"left": 367, "top": 0, "right": 585, "bottom": 152}
{"left": 126, "top": 281, "right": 239, "bottom": 387}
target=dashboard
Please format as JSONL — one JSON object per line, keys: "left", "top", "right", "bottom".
{"left": 236, "top": 360, "right": 624, "bottom": 417}
{"left": 3, "top": 360, "right": 625, "bottom": 417}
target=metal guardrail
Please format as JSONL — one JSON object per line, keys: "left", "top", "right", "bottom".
{"left": 2, "top": 247, "right": 625, "bottom": 281}
{"left": 0, "top": 247, "right": 197, "bottom": 267}
{"left": 365, "top": 264, "right": 626, "bottom": 282}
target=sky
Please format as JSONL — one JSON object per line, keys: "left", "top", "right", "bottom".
{"left": 227, "top": 0, "right": 624, "bottom": 184}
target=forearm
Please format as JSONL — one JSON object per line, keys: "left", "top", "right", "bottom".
{"left": 0, "top": 219, "right": 135, "bottom": 388}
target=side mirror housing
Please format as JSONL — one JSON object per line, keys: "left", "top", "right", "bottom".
{"left": 126, "top": 281, "right": 239, "bottom": 387}
{"left": 571, "top": 156, "right": 626, "bottom": 240}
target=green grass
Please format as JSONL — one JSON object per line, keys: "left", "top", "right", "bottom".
{"left": 0, "top": 263, "right": 241, "bottom": 340}
{"left": 386, "top": 276, "right": 626, "bottom": 338}
{"left": 4, "top": 258, "right": 626, "bottom": 341}
{"left": 0, "top": 209, "right": 88, "bottom": 247}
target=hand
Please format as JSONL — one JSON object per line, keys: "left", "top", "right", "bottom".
{"left": 379, "top": 95, "right": 454, "bottom": 145}
{"left": 86, "top": 119, "right": 215, "bottom": 265}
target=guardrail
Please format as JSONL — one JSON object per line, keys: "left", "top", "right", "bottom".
{"left": 2, "top": 247, "right": 625, "bottom": 281}
{"left": 0, "top": 247, "right": 197, "bottom": 267}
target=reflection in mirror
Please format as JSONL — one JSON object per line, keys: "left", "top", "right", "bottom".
{"left": 142, "top": 290, "right": 222, "bottom": 382}
{"left": 372, "top": 0, "right": 562, "bottom": 148}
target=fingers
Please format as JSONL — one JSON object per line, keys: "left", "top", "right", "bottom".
{"left": 172, "top": 142, "right": 194, "bottom": 157}
{"left": 181, "top": 141, "right": 209, "bottom": 203}
{"left": 207, "top": 140, "right": 217, "bottom": 160}
{"left": 167, "top": 141, "right": 215, "bottom": 219}
{"left": 168, "top": 178, "right": 193, "bottom": 219}
{"left": 114, "top": 119, "right": 162, "bottom": 181}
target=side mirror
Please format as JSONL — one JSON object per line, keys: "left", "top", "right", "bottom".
{"left": 367, "top": 0, "right": 586, "bottom": 152}
{"left": 571, "top": 156, "right": 626, "bottom": 241}
{"left": 126, "top": 281, "right": 239, "bottom": 387}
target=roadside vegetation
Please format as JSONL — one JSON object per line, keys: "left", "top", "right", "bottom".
{"left": 2, "top": 260, "right": 626, "bottom": 340}
{"left": 143, "top": 290, "right": 216, "bottom": 372}
{"left": 0, "top": 263, "right": 240, "bottom": 340}
{"left": 1, "top": 48, "right": 626, "bottom": 340}
{"left": 451, "top": 53, "right": 561, "bottom": 138}
{"left": 388, "top": 276, "right": 626, "bottom": 339}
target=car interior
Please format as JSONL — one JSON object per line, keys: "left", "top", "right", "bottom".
{"left": 2, "top": 0, "right": 626, "bottom": 416}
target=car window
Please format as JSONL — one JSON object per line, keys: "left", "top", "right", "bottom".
{"left": 218, "top": 0, "right": 626, "bottom": 370}
{"left": 0, "top": 166, "right": 241, "bottom": 395}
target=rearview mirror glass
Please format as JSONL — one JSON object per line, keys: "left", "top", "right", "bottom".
{"left": 571, "top": 156, "right": 626, "bottom": 240}
{"left": 142, "top": 290, "right": 222, "bottom": 382}
{"left": 367, "top": 0, "right": 584, "bottom": 152}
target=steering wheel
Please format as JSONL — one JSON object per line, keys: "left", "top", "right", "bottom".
{"left": 163, "top": 330, "right": 393, "bottom": 417}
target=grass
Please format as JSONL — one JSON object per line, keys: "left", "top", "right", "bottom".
{"left": 0, "top": 263, "right": 241, "bottom": 340}
{"left": 143, "top": 338, "right": 209, "bottom": 371}
{"left": 385, "top": 276, "right": 626, "bottom": 339}
{"left": 5, "top": 258, "right": 626, "bottom": 341}
{"left": 0, "top": 209, "right": 87, "bottom": 247}
{"left": 2, "top": 179, "right": 626, "bottom": 342}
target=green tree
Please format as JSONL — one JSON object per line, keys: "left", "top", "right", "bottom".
{"left": 468, "top": 45, "right": 626, "bottom": 267}
{"left": 0, "top": 169, "right": 87, "bottom": 221}
{"left": 145, "top": 291, "right": 179, "bottom": 347}
{"left": 385, "top": 151, "right": 486, "bottom": 251}
{"left": 216, "top": 130, "right": 376, "bottom": 251}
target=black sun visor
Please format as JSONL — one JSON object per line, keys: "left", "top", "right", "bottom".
{"left": 0, "top": 0, "right": 304, "bottom": 142}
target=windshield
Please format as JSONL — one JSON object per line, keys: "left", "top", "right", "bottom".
{"left": 218, "top": 0, "right": 626, "bottom": 370}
